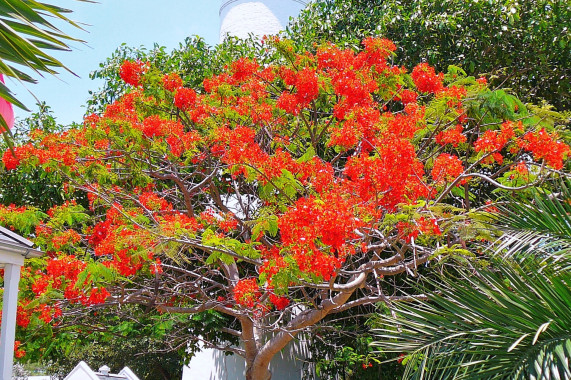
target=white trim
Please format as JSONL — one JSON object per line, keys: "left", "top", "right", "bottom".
{"left": 0, "top": 226, "right": 34, "bottom": 248}
{"left": 0, "top": 241, "right": 42, "bottom": 258}
{"left": 63, "top": 361, "right": 101, "bottom": 380}
{"left": 119, "top": 366, "right": 141, "bottom": 380}
{"left": 0, "top": 263, "right": 21, "bottom": 380}
{"left": 0, "top": 251, "right": 25, "bottom": 267}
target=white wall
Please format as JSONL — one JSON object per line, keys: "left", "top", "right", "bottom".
{"left": 219, "top": 0, "right": 307, "bottom": 42}
{"left": 182, "top": 337, "right": 312, "bottom": 380}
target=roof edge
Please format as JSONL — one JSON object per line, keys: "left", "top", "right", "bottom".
{"left": 0, "top": 240, "right": 43, "bottom": 258}
{"left": 0, "top": 225, "right": 34, "bottom": 247}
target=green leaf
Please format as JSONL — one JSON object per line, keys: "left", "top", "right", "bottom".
{"left": 298, "top": 145, "right": 316, "bottom": 163}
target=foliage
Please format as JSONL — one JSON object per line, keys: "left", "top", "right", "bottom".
{"left": 305, "top": 308, "right": 405, "bottom": 379}
{"left": 1, "top": 37, "right": 569, "bottom": 379}
{"left": 0, "top": 103, "right": 80, "bottom": 210}
{"left": 288, "top": 0, "right": 571, "bottom": 110}
{"left": 38, "top": 305, "right": 200, "bottom": 380}
{"left": 86, "top": 36, "right": 276, "bottom": 115}
{"left": 372, "top": 183, "right": 571, "bottom": 379}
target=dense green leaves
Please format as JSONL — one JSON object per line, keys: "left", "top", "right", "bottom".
{"left": 492, "top": 180, "right": 571, "bottom": 274}
{"left": 288, "top": 0, "right": 571, "bottom": 109}
{"left": 376, "top": 260, "right": 571, "bottom": 379}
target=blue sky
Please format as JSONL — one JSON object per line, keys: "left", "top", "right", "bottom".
{"left": 10, "top": 0, "right": 220, "bottom": 125}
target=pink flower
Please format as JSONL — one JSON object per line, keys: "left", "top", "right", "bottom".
{"left": 0, "top": 74, "right": 15, "bottom": 130}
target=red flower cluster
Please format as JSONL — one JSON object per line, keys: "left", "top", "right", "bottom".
{"left": 344, "top": 138, "right": 428, "bottom": 209}
{"left": 16, "top": 304, "right": 31, "bottom": 328}
{"left": 233, "top": 278, "right": 260, "bottom": 308}
{"left": 362, "top": 37, "right": 396, "bottom": 65}
{"left": 160, "top": 213, "right": 200, "bottom": 237}
{"left": 474, "top": 121, "right": 518, "bottom": 164}
{"left": 51, "top": 229, "right": 81, "bottom": 250}
{"left": 2, "top": 131, "right": 79, "bottom": 171}
{"left": 2, "top": 148, "right": 21, "bottom": 170}
{"left": 417, "top": 217, "right": 442, "bottom": 236}
{"left": 139, "top": 192, "right": 173, "bottom": 212}
{"left": 276, "top": 91, "right": 299, "bottom": 115}
{"left": 398, "top": 89, "right": 418, "bottom": 105}
{"left": 431, "top": 154, "right": 464, "bottom": 185}
{"left": 166, "top": 130, "right": 200, "bottom": 157}
{"left": 2, "top": 144, "right": 36, "bottom": 170}
{"left": 269, "top": 294, "right": 290, "bottom": 310}
{"left": 86, "top": 287, "right": 110, "bottom": 305}
{"left": 280, "top": 193, "right": 360, "bottom": 251}
{"left": 435, "top": 125, "right": 467, "bottom": 147}
{"left": 512, "top": 161, "right": 529, "bottom": 179}
{"left": 411, "top": 63, "right": 444, "bottom": 93}
{"left": 475, "top": 122, "right": 515, "bottom": 153}
{"left": 38, "top": 303, "right": 61, "bottom": 323}
{"left": 231, "top": 58, "right": 259, "bottom": 82}
{"left": 119, "top": 60, "right": 148, "bottom": 87}
{"left": 259, "top": 246, "right": 288, "bottom": 285}
{"left": 278, "top": 192, "right": 361, "bottom": 280}
{"left": 396, "top": 221, "right": 419, "bottom": 243}
{"left": 14, "top": 341, "right": 25, "bottom": 359}
{"left": 162, "top": 73, "right": 183, "bottom": 92}
{"left": 174, "top": 88, "right": 198, "bottom": 110}
{"left": 519, "top": 129, "right": 570, "bottom": 170}
{"left": 294, "top": 67, "right": 319, "bottom": 107}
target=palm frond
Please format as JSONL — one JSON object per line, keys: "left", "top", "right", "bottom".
{"left": 496, "top": 180, "right": 571, "bottom": 240}
{"left": 0, "top": 0, "right": 93, "bottom": 142}
{"left": 490, "top": 179, "right": 571, "bottom": 272}
{"left": 373, "top": 261, "right": 571, "bottom": 379}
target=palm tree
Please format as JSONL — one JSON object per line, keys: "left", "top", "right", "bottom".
{"left": 373, "top": 182, "right": 571, "bottom": 379}
{"left": 0, "top": 0, "right": 89, "bottom": 144}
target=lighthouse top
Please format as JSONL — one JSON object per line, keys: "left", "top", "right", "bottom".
{"left": 219, "top": 0, "right": 308, "bottom": 42}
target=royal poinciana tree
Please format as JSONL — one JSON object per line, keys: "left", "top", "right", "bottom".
{"left": 1, "top": 38, "right": 569, "bottom": 379}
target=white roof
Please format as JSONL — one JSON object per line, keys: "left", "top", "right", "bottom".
{"left": 63, "top": 361, "right": 140, "bottom": 380}
{"left": 0, "top": 225, "right": 42, "bottom": 258}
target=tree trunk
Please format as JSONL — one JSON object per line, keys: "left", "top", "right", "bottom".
{"left": 242, "top": 317, "right": 272, "bottom": 380}
{"left": 245, "top": 361, "right": 271, "bottom": 380}
{"left": 242, "top": 274, "right": 367, "bottom": 379}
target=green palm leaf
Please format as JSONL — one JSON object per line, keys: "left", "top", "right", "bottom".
{"left": 491, "top": 180, "right": 571, "bottom": 273}
{"left": 373, "top": 183, "right": 571, "bottom": 379}
{"left": 0, "top": 0, "right": 92, "bottom": 140}
{"left": 373, "top": 261, "right": 571, "bottom": 379}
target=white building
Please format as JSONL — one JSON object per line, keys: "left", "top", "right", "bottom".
{"left": 0, "top": 226, "right": 43, "bottom": 380}
{"left": 219, "top": 0, "right": 308, "bottom": 42}
{"left": 182, "top": 336, "right": 312, "bottom": 380}
{"left": 64, "top": 361, "right": 140, "bottom": 380}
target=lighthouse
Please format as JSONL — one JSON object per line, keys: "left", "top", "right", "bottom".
{"left": 219, "top": 0, "right": 308, "bottom": 42}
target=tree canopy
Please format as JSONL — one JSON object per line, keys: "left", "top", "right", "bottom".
{"left": 1, "top": 36, "right": 569, "bottom": 379}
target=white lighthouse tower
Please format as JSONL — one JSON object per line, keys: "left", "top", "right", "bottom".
{"left": 219, "top": 0, "right": 308, "bottom": 42}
